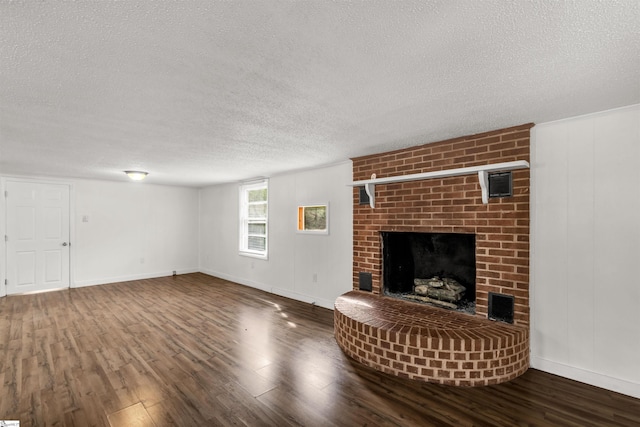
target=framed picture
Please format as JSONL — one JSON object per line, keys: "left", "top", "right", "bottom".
{"left": 297, "top": 203, "right": 329, "bottom": 234}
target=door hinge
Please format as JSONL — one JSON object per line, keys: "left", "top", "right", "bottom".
{"left": 4, "top": 279, "right": 6, "bottom": 285}
{"left": 4, "top": 235, "right": 6, "bottom": 242}
{"left": 3, "top": 191, "right": 6, "bottom": 198}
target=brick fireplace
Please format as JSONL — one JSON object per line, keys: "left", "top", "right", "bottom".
{"left": 334, "top": 124, "right": 532, "bottom": 386}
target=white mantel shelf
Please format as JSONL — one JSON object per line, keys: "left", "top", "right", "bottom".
{"left": 349, "top": 160, "right": 530, "bottom": 208}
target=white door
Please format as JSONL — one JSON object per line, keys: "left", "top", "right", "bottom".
{"left": 6, "top": 181, "right": 70, "bottom": 294}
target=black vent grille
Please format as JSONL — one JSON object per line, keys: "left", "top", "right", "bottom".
{"left": 358, "top": 272, "right": 372, "bottom": 292}
{"left": 488, "top": 292, "right": 515, "bottom": 324}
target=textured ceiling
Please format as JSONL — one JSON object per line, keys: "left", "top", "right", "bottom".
{"left": 1, "top": 1, "right": 639, "bottom": 187}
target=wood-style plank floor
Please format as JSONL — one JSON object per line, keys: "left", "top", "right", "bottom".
{"left": 1, "top": 273, "right": 638, "bottom": 426}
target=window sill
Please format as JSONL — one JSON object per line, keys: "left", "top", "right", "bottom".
{"left": 239, "top": 251, "right": 268, "bottom": 260}
{"left": 296, "top": 230, "right": 329, "bottom": 235}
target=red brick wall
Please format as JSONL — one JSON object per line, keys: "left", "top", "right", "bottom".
{"left": 352, "top": 124, "right": 532, "bottom": 326}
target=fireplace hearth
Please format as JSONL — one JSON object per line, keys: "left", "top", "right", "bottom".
{"left": 382, "top": 231, "right": 476, "bottom": 313}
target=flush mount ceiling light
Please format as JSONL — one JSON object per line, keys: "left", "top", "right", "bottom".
{"left": 124, "top": 170, "right": 148, "bottom": 181}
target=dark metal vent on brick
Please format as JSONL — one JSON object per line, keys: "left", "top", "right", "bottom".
{"left": 488, "top": 292, "right": 515, "bottom": 323}
{"left": 489, "top": 171, "right": 512, "bottom": 198}
{"left": 358, "top": 272, "right": 372, "bottom": 292}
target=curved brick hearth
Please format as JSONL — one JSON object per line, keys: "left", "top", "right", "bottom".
{"left": 334, "top": 291, "right": 529, "bottom": 386}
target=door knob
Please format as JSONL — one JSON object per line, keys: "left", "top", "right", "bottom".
{"left": 62, "top": 242, "right": 68, "bottom": 246}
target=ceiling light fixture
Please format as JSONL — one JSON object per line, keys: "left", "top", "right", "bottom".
{"left": 124, "top": 170, "right": 149, "bottom": 181}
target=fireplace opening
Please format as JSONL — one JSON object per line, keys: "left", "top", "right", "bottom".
{"left": 382, "top": 232, "right": 476, "bottom": 314}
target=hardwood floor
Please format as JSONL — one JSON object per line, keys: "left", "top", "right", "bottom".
{"left": 1, "top": 273, "right": 638, "bottom": 427}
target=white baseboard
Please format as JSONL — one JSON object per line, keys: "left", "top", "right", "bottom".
{"left": 73, "top": 269, "right": 336, "bottom": 312}
{"left": 199, "top": 269, "right": 272, "bottom": 293}
{"left": 531, "top": 356, "right": 640, "bottom": 399}
{"left": 199, "top": 269, "right": 335, "bottom": 310}
{"left": 270, "top": 287, "right": 334, "bottom": 310}
{"left": 72, "top": 268, "right": 199, "bottom": 288}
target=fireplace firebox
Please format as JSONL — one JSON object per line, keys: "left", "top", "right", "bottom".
{"left": 382, "top": 232, "right": 476, "bottom": 313}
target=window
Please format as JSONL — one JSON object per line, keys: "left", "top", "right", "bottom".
{"left": 239, "top": 180, "right": 268, "bottom": 258}
{"left": 297, "top": 204, "right": 328, "bottom": 234}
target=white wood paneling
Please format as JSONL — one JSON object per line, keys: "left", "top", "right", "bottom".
{"left": 531, "top": 123, "right": 569, "bottom": 362}
{"left": 592, "top": 108, "right": 640, "bottom": 383}
{"left": 531, "top": 104, "right": 640, "bottom": 398}
{"left": 565, "top": 118, "right": 595, "bottom": 370}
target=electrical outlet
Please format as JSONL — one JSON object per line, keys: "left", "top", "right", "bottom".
{"left": 312, "top": 273, "right": 318, "bottom": 283}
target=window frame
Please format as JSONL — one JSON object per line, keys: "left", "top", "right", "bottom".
{"left": 296, "top": 203, "right": 329, "bottom": 235}
{"left": 239, "top": 179, "right": 268, "bottom": 259}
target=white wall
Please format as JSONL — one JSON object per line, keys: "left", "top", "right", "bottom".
{"left": 531, "top": 104, "right": 640, "bottom": 398}
{"left": 199, "top": 161, "right": 353, "bottom": 309}
{"left": 73, "top": 179, "right": 200, "bottom": 286}
{"left": 0, "top": 179, "right": 5, "bottom": 297}
{"left": 0, "top": 176, "right": 200, "bottom": 294}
